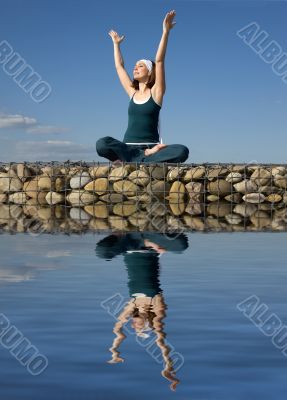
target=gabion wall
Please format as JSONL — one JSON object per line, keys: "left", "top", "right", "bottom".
{"left": 0, "top": 161, "right": 287, "bottom": 233}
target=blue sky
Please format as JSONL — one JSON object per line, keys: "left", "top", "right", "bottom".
{"left": 0, "top": 0, "right": 286, "bottom": 163}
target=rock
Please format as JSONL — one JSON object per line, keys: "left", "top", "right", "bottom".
{"left": 233, "top": 203, "right": 257, "bottom": 217}
{"left": 84, "top": 202, "right": 109, "bottom": 218}
{"left": 0, "top": 204, "right": 23, "bottom": 220}
{"left": 70, "top": 171, "right": 91, "bottom": 189}
{"left": 108, "top": 215, "right": 129, "bottom": 230}
{"left": 205, "top": 217, "right": 228, "bottom": 230}
{"left": 242, "top": 193, "right": 266, "bottom": 203}
{"left": 266, "top": 193, "right": 282, "bottom": 203}
{"left": 37, "top": 207, "right": 52, "bottom": 220}
{"left": 0, "top": 193, "right": 7, "bottom": 202}
{"left": 128, "top": 213, "right": 149, "bottom": 229}
{"left": 128, "top": 170, "right": 150, "bottom": 186}
{"left": 274, "top": 174, "right": 287, "bottom": 189}
{"left": 66, "top": 190, "right": 97, "bottom": 206}
{"left": 224, "top": 193, "right": 242, "bottom": 203}
{"left": 225, "top": 213, "right": 242, "bottom": 225}
{"left": 250, "top": 210, "right": 271, "bottom": 228}
{"left": 89, "top": 218, "right": 110, "bottom": 230}
{"left": 168, "top": 181, "right": 186, "bottom": 202}
{"left": 166, "top": 167, "right": 186, "bottom": 181}
{"left": 127, "top": 193, "right": 152, "bottom": 203}
{"left": 113, "top": 202, "right": 137, "bottom": 217}
{"left": 45, "top": 191, "right": 65, "bottom": 205}
{"left": 70, "top": 207, "right": 91, "bottom": 224}
{"left": 35, "top": 191, "right": 49, "bottom": 206}
{"left": 37, "top": 175, "right": 53, "bottom": 190}
{"left": 17, "top": 163, "right": 33, "bottom": 182}
{"left": 207, "top": 201, "right": 231, "bottom": 217}
{"left": 8, "top": 192, "right": 29, "bottom": 204}
{"left": 84, "top": 178, "right": 109, "bottom": 195}
{"left": 146, "top": 180, "right": 171, "bottom": 199}
{"left": 207, "top": 179, "right": 233, "bottom": 197}
{"left": 183, "top": 215, "right": 205, "bottom": 230}
{"left": 113, "top": 180, "right": 140, "bottom": 196}
{"left": 23, "top": 179, "right": 38, "bottom": 197}
{"left": 149, "top": 165, "right": 168, "bottom": 180}
{"left": 185, "top": 182, "right": 203, "bottom": 201}
{"left": 257, "top": 203, "right": 274, "bottom": 211}
{"left": 166, "top": 215, "right": 185, "bottom": 231}
{"left": 271, "top": 219, "right": 286, "bottom": 231}
{"left": 0, "top": 172, "right": 23, "bottom": 192}
{"left": 228, "top": 164, "right": 246, "bottom": 172}
{"left": 233, "top": 179, "right": 258, "bottom": 193}
{"left": 225, "top": 172, "right": 242, "bottom": 183}
{"left": 146, "top": 202, "right": 167, "bottom": 217}
{"left": 169, "top": 201, "right": 185, "bottom": 216}
{"left": 250, "top": 168, "right": 272, "bottom": 186}
{"left": 207, "top": 167, "right": 229, "bottom": 181}
{"left": 109, "top": 165, "right": 133, "bottom": 182}
{"left": 99, "top": 193, "right": 125, "bottom": 203}
{"left": 185, "top": 201, "right": 203, "bottom": 215}
{"left": 41, "top": 166, "right": 62, "bottom": 177}
{"left": 55, "top": 177, "right": 67, "bottom": 191}
{"left": 22, "top": 197, "right": 38, "bottom": 212}
{"left": 67, "top": 166, "right": 85, "bottom": 176}
{"left": 271, "top": 166, "right": 286, "bottom": 176}
{"left": 89, "top": 165, "right": 110, "bottom": 178}
{"left": 207, "top": 195, "right": 219, "bottom": 202}
{"left": 54, "top": 205, "right": 65, "bottom": 219}
{"left": 258, "top": 185, "right": 281, "bottom": 194}
{"left": 183, "top": 166, "right": 205, "bottom": 182}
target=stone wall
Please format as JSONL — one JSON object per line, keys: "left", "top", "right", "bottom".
{"left": 0, "top": 162, "right": 287, "bottom": 233}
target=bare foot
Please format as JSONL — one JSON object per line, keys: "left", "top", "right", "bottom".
{"left": 144, "top": 144, "right": 168, "bottom": 156}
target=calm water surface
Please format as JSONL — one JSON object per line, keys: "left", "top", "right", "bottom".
{"left": 0, "top": 231, "right": 286, "bottom": 399}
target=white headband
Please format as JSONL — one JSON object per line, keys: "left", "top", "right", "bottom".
{"left": 138, "top": 59, "right": 153, "bottom": 75}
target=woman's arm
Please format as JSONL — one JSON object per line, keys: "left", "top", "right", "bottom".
{"left": 108, "top": 30, "right": 134, "bottom": 96}
{"left": 107, "top": 299, "right": 135, "bottom": 363}
{"left": 154, "top": 10, "right": 177, "bottom": 94}
{"left": 108, "top": 30, "right": 125, "bottom": 68}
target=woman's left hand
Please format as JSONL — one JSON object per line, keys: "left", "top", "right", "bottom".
{"left": 163, "top": 10, "right": 176, "bottom": 33}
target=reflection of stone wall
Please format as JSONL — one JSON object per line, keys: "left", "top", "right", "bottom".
{"left": 0, "top": 162, "right": 287, "bottom": 232}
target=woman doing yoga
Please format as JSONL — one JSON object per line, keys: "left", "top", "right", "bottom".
{"left": 96, "top": 10, "right": 189, "bottom": 164}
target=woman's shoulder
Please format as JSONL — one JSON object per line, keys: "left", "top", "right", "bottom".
{"left": 151, "top": 87, "right": 163, "bottom": 107}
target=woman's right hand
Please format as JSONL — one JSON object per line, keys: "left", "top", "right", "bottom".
{"left": 108, "top": 30, "right": 125, "bottom": 44}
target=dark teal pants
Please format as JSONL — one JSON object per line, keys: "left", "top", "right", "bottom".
{"left": 96, "top": 136, "right": 189, "bottom": 163}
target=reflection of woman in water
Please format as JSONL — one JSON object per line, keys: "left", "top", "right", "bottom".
{"left": 95, "top": 232, "right": 188, "bottom": 391}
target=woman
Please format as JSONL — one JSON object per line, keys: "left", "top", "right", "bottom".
{"left": 96, "top": 10, "right": 189, "bottom": 164}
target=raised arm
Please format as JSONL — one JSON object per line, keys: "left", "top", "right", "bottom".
{"left": 108, "top": 30, "right": 134, "bottom": 97}
{"left": 154, "top": 10, "right": 177, "bottom": 95}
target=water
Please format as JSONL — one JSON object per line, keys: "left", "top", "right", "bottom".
{"left": 0, "top": 231, "right": 287, "bottom": 399}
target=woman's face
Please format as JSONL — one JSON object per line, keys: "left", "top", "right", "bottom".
{"left": 133, "top": 61, "right": 149, "bottom": 79}
{"left": 132, "top": 316, "right": 146, "bottom": 330}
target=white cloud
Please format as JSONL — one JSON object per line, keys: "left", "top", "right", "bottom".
{"left": 0, "top": 113, "right": 68, "bottom": 135}
{"left": 26, "top": 125, "right": 69, "bottom": 134}
{"left": 14, "top": 139, "right": 96, "bottom": 161}
{"left": 45, "top": 250, "right": 72, "bottom": 258}
{"left": 0, "top": 113, "right": 37, "bottom": 129}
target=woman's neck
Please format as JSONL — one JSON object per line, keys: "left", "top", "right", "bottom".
{"left": 138, "top": 82, "right": 150, "bottom": 94}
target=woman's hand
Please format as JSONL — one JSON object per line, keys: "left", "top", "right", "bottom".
{"left": 163, "top": 10, "right": 176, "bottom": 33}
{"left": 108, "top": 30, "right": 125, "bottom": 44}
